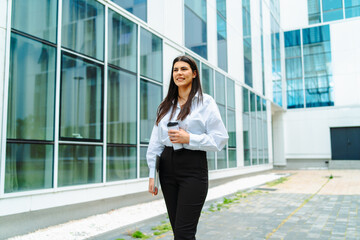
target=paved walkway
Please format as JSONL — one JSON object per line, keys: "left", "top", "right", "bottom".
{"left": 92, "top": 170, "right": 360, "bottom": 240}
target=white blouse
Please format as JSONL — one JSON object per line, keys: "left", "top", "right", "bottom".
{"left": 146, "top": 93, "right": 229, "bottom": 178}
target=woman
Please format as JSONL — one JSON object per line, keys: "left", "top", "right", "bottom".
{"left": 147, "top": 55, "right": 228, "bottom": 240}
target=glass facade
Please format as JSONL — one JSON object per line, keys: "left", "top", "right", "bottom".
{"left": 308, "top": 0, "right": 360, "bottom": 23}
{"left": 242, "top": 88, "right": 269, "bottom": 167}
{"left": 111, "top": 0, "right": 147, "bottom": 22}
{"left": 184, "top": 0, "right": 207, "bottom": 59}
{"left": 216, "top": 0, "right": 228, "bottom": 71}
{"left": 242, "top": 0, "right": 253, "bottom": 87}
{"left": 271, "top": 13, "right": 282, "bottom": 107}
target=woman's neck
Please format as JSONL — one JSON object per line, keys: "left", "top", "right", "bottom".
{"left": 178, "top": 86, "right": 191, "bottom": 102}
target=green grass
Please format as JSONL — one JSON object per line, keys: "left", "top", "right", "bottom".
{"left": 151, "top": 222, "right": 172, "bottom": 235}
{"left": 131, "top": 230, "right": 151, "bottom": 239}
{"left": 266, "top": 177, "right": 289, "bottom": 187}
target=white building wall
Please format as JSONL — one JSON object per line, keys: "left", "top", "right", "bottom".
{"left": 207, "top": 0, "right": 217, "bottom": 66}
{"left": 279, "top": 0, "right": 308, "bottom": 31}
{"left": 262, "top": 1, "right": 273, "bottom": 99}
{"left": 331, "top": 20, "right": 360, "bottom": 106}
{"left": 147, "top": 0, "right": 165, "bottom": 35}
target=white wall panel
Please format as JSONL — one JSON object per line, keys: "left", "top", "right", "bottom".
{"left": 226, "top": 0, "right": 243, "bottom": 82}
{"left": 148, "top": 0, "right": 165, "bottom": 35}
{"left": 279, "top": 0, "right": 308, "bottom": 31}
{"left": 164, "top": 0, "right": 183, "bottom": 46}
{"left": 331, "top": 20, "right": 360, "bottom": 106}
{"left": 207, "top": 0, "right": 217, "bottom": 66}
{"left": 235, "top": 83, "right": 244, "bottom": 166}
{"left": 251, "top": 0, "right": 263, "bottom": 94}
{"left": 162, "top": 43, "right": 183, "bottom": 97}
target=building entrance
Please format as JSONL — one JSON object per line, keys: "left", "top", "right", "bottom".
{"left": 330, "top": 127, "right": 360, "bottom": 160}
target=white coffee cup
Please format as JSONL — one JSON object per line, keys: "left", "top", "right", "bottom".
{"left": 167, "top": 122, "right": 183, "bottom": 151}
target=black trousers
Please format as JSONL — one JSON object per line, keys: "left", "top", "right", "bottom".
{"left": 159, "top": 146, "right": 208, "bottom": 240}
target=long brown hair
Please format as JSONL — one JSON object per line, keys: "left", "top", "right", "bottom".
{"left": 156, "top": 55, "right": 203, "bottom": 125}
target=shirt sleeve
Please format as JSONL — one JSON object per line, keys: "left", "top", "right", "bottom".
{"left": 187, "top": 98, "right": 229, "bottom": 152}
{"left": 146, "top": 124, "right": 165, "bottom": 178}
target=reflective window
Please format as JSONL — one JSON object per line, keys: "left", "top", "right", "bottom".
{"left": 217, "top": 0, "right": 227, "bottom": 71}
{"left": 111, "top": 0, "right": 147, "bottom": 22}
{"left": 5, "top": 143, "right": 53, "bottom": 193}
{"left": 201, "top": 63, "right": 214, "bottom": 97}
{"left": 250, "top": 92, "right": 257, "bottom": 165}
{"left": 107, "top": 146, "right": 137, "bottom": 181}
{"left": 285, "top": 30, "right": 304, "bottom": 109}
{"left": 62, "top": 0, "right": 104, "bottom": 60}
{"left": 308, "top": 0, "right": 322, "bottom": 24}
{"left": 140, "top": 146, "right": 149, "bottom": 178}
{"left": 227, "top": 109, "right": 236, "bottom": 148}
{"left": 256, "top": 96, "right": 263, "bottom": 164}
{"left": 271, "top": 18, "right": 282, "bottom": 106}
{"left": 227, "top": 78, "right": 236, "bottom": 152}
{"left": 215, "top": 72, "right": 225, "bottom": 105}
{"left": 184, "top": 0, "right": 207, "bottom": 59}
{"left": 303, "top": 25, "right": 334, "bottom": 107}
{"left": 140, "top": 28, "right": 163, "bottom": 82}
{"left": 60, "top": 53, "right": 103, "bottom": 141}
{"left": 7, "top": 33, "right": 56, "bottom": 141}
{"left": 140, "top": 80, "right": 162, "bottom": 143}
{"left": 108, "top": 9, "right": 137, "bottom": 73}
{"left": 58, "top": 144, "right": 102, "bottom": 187}
{"left": 107, "top": 68, "right": 137, "bottom": 144}
{"left": 260, "top": 0, "right": 266, "bottom": 95}
{"left": 345, "top": 0, "right": 360, "bottom": 18}
{"left": 242, "top": 88, "right": 250, "bottom": 166}
{"left": 11, "top": 0, "right": 57, "bottom": 43}
{"left": 227, "top": 78, "right": 235, "bottom": 109}
{"left": 217, "top": 149, "right": 227, "bottom": 169}
{"left": 322, "top": 0, "right": 344, "bottom": 21}
{"left": 228, "top": 149, "right": 237, "bottom": 168}
{"left": 207, "top": 152, "right": 216, "bottom": 170}
{"left": 262, "top": 99, "right": 269, "bottom": 164}
{"left": 243, "top": 0, "right": 253, "bottom": 87}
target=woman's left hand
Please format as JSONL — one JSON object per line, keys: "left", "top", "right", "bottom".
{"left": 168, "top": 128, "right": 190, "bottom": 144}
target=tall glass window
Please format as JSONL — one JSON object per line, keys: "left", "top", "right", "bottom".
{"left": 242, "top": 0, "right": 253, "bottom": 87}
{"left": 60, "top": 53, "right": 103, "bottom": 141}
{"left": 250, "top": 92, "right": 257, "bottom": 165}
{"left": 58, "top": 145, "right": 102, "bottom": 187}
{"left": 140, "top": 80, "right": 162, "bottom": 143}
{"left": 7, "top": 34, "right": 56, "bottom": 141}
{"left": 345, "top": 0, "right": 360, "bottom": 18}
{"left": 140, "top": 146, "right": 149, "bottom": 178}
{"left": 271, "top": 16, "right": 282, "bottom": 106}
{"left": 201, "top": 63, "right": 214, "bottom": 97}
{"left": 308, "top": 0, "right": 322, "bottom": 24}
{"left": 108, "top": 9, "right": 137, "bottom": 73}
{"left": 242, "top": 88, "right": 250, "bottom": 166}
{"left": 285, "top": 30, "right": 304, "bottom": 109}
{"left": 322, "top": 0, "right": 344, "bottom": 22}
{"left": 107, "top": 68, "right": 137, "bottom": 144}
{"left": 5, "top": 143, "right": 53, "bottom": 193}
{"left": 111, "top": 0, "right": 147, "bottom": 22}
{"left": 227, "top": 79, "right": 236, "bottom": 168}
{"left": 11, "top": 0, "right": 57, "bottom": 43}
{"left": 256, "top": 96, "right": 263, "bottom": 164}
{"left": 260, "top": 0, "right": 266, "bottom": 95}
{"left": 62, "top": 0, "right": 104, "bottom": 60}
{"left": 262, "top": 99, "right": 269, "bottom": 164}
{"left": 140, "top": 28, "right": 163, "bottom": 82}
{"left": 107, "top": 146, "right": 137, "bottom": 181}
{"left": 216, "top": 0, "right": 228, "bottom": 71}
{"left": 303, "top": 25, "right": 334, "bottom": 107}
{"left": 184, "top": 0, "right": 207, "bottom": 59}
{"left": 215, "top": 71, "right": 226, "bottom": 122}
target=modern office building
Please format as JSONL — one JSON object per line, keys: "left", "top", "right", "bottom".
{"left": 0, "top": 0, "right": 359, "bottom": 237}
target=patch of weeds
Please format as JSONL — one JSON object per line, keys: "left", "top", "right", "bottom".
{"left": 329, "top": 174, "right": 333, "bottom": 179}
{"left": 115, "top": 239, "right": 125, "bottom": 240}
{"left": 152, "top": 222, "right": 172, "bottom": 235}
{"left": 130, "top": 230, "right": 151, "bottom": 239}
{"left": 266, "top": 177, "right": 289, "bottom": 187}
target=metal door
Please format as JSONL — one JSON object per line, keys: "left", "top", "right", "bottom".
{"left": 330, "top": 127, "right": 360, "bottom": 160}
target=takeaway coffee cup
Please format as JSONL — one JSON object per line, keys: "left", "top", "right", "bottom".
{"left": 167, "top": 122, "right": 183, "bottom": 151}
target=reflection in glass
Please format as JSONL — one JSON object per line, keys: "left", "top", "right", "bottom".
{"left": 218, "top": 104, "right": 226, "bottom": 125}
{"left": 345, "top": 0, "right": 360, "bottom": 18}
{"left": 60, "top": 54, "right": 103, "bottom": 140}
{"left": 5, "top": 143, "right": 53, "bottom": 193}
{"left": 58, "top": 144, "right": 102, "bottom": 187}
{"left": 7, "top": 33, "right": 56, "bottom": 141}
{"left": 217, "top": 1, "right": 227, "bottom": 71}
{"left": 111, "top": 0, "right": 147, "bottom": 22}
{"left": 201, "top": 64, "right": 214, "bottom": 97}
{"left": 140, "top": 80, "right": 162, "bottom": 143}
{"left": 62, "top": 0, "right": 104, "bottom": 60}
{"left": 107, "top": 146, "right": 137, "bottom": 181}
{"left": 11, "top": 0, "right": 57, "bottom": 43}
{"left": 229, "top": 149, "right": 236, "bottom": 168}
{"left": 227, "top": 78, "right": 235, "bottom": 109}
{"left": 228, "top": 109, "right": 236, "bottom": 147}
{"left": 217, "top": 148, "right": 227, "bottom": 169}
{"left": 207, "top": 152, "right": 215, "bottom": 170}
{"left": 250, "top": 93, "right": 257, "bottom": 165}
{"left": 271, "top": 17, "right": 282, "bottom": 106}
{"left": 307, "top": 0, "right": 321, "bottom": 24}
{"left": 215, "top": 72, "right": 226, "bottom": 105}
{"left": 243, "top": 0, "right": 253, "bottom": 87}
{"left": 140, "top": 146, "right": 149, "bottom": 178}
{"left": 184, "top": 2, "right": 208, "bottom": 59}
{"left": 107, "top": 68, "right": 137, "bottom": 144}
{"left": 108, "top": 9, "right": 137, "bottom": 72}
{"left": 140, "top": 28, "right": 163, "bottom": 82}
{"left": 242, "top": 88, "right": 250, "bottom": 166}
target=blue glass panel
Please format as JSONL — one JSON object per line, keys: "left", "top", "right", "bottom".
{"left": 322, "top": 0, "right": 343, "bottom": 11}
{"left": 185, "top": 6, "right": 207, "bottom": 59}
{"left": 284, "top": 30, "right": 301, "bottom": 47}
{"left": 345, "top": 5, "right": 360, "bottom": 17}
{"left": 227, "top": 78, "right": 235, "bottom": 109}
{"left": 215, "top": 71, "right": 226, "bottom": 105}
{"left": 323, "top": 9, "right": 344, "bottom": 21}
{"left": 243, "top": 88, "right": 249, "bottom": 113}
{"left": 201, "top": 63, "right": 214, "bottom": 97}
{"left": 227, "top": 109, "right": 236, "bottom": 148}
{"left": 287, "top": 79, "right": 304, "bottom": 108}
{"left": 11, "top": 0, "right": 57, "bottom": 43}
{"left": 217, "top": 0, "right": 227, "bottom": 18}
{"left": 112, "top": 0, "right": 147, "bottom": 22}
{"left": 185, "top": 0, "right": 207, "bottom": 21}
{"left": 303, "top": 25, "right": 330, "bottom": 45}
{"left": 308, "top": 0, "right": 321, "bottom": 24}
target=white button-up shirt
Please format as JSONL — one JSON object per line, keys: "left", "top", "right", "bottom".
{"left": 146, "top": 93, "right": 229, "bottom": 178}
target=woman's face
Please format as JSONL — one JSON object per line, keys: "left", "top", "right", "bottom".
{"left": 173, "top": 61, "right": 196, "bottom": 89}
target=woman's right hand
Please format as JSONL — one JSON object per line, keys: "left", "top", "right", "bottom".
{"left": 148, "top": 178, "right": 158, "bottom": 196}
